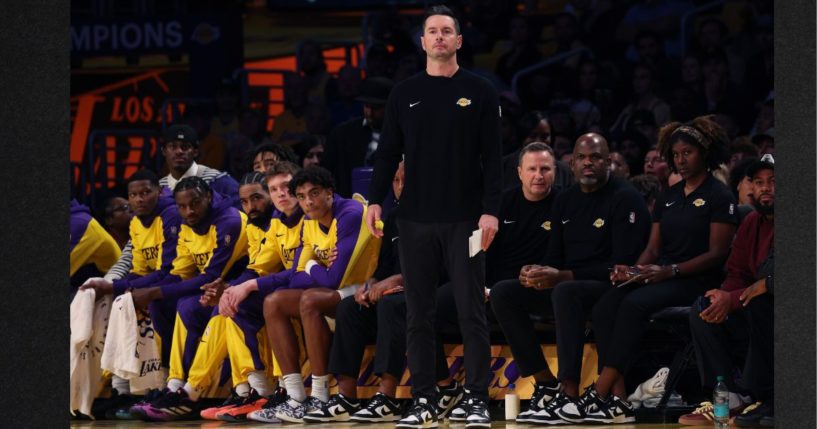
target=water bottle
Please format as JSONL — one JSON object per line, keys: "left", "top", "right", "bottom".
{"left": 505, "top": 383, "right": 520, "bottom": 421}
{"left": 712, "top": 376, "right": 729, "bottom": 428}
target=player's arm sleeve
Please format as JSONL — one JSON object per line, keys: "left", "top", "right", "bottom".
{"left": 304, "top": 209, "right": 364, "bottom": 289}
{"left": 257, "top": 232, "right": 306, "bottom": 295}
{"left": 104, "top": 241, "right": 134, "bottom": 282}
{"left": 70, "top": 219, "right": 122, "bottom": 276}
{"left": 160, "top": 216, "right": 242, "bottom": 300}
{"left": 368, "top": 91, "right": 404, "bottom": 205}
{"left": 479, "top": 84, "right": 503, "bottom": 217}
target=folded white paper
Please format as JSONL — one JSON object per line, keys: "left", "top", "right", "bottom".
{"left": 469, "top": 229, "right": 483, "bottom": 257}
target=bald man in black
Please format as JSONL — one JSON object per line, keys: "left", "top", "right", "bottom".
{"left": 490, "top": 134, "right": 651, "bottom": 424}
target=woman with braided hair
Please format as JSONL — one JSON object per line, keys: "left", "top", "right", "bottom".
{"left": 549, "top": 115, "right": 738, "bottom": 425}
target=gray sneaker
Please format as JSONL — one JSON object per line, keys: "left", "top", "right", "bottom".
{"left": 274, "top": 396, "right": 325, "bottom": 423}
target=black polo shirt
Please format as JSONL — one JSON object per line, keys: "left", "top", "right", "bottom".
{"left": 653, "top": 174, "right": 738, "bottom": 267}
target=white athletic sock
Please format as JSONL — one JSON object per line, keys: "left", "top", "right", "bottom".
{"left": 166, "top": 378, "right": 185, "bottom": 392}
{"left": 111, "top": 375, "right": 131, "bottom": 395}
{"left": 182, "top": 382, "right": 202, "bottom": 402}
{"left": 311, "top": 374, "right": 330, "bottom": 402}
{"left": 282, "top": 373, "right": 306, "bottom": 402}
{"left": 249, "top": 370, "right": 272, "bottom": 396}
{"left": 235, "top": 382, "right": 251, "bottom": 397}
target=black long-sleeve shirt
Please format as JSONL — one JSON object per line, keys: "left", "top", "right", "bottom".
{"left": 369, "top": 69, "right": 503, "bottom": 222}
{"left": 486, "top": 186, "right": 558, "bottom": 285}
{"left": 543, "top": 177, "right": 651, "bottom": 281}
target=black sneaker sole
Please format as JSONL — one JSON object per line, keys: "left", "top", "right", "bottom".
{"left": 350, "top": 415, "right": 401, "bottom": 423}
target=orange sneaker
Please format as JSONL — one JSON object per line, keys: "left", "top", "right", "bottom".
{"left": 200, "top": 390, "right": 245, "bottom": 420}
{"left": 217, "top": 389, "right": 269, "bottom": 422}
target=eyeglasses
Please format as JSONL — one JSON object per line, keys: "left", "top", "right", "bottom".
{"left": 110, "top": 204, "right": 131, "bottom": 214}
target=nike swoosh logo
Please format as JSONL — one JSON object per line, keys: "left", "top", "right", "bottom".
{"left": 391, "top": 236, "right": 399, "bottom": 242}
{"left": 665, "top": 201, "right": 676, "bottom": 207}
{"left": 276, "top": 233, "right": 285, "bottom": 237}
{"left": 409, "top": 101, "right": 421, "bottom": 108}
{"left": 562, "top": 220, "right": 571, "bottom": 224}
{"left": 503, "top": 220, "right": 516, "bottom": 224}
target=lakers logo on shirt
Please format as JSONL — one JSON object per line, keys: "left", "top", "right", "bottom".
{"left": 593, "top": 218, "right": 605, "bottom": 228}
{"left": 542, "top": 221, "right": 551, "bottom": 231}
{"left": 693, "top": 198, "right": 706, "bottom": 207}
{"left": 193, "top": 252, "right": 212, "bottom": 268}
{"left": 139, "top": 245, "right": 160, "bottom": 262}
{"left": 281, "top": 245, "right": 298, "bottom": 264}
{"left": 456, "top": 98, "right": 472, "bottom": 107}
{"left": 629, "top": 212, "right": 636, "bottom": 224}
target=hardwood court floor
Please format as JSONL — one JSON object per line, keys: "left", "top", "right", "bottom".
{"left": 70, "top": 421, "right": 700, "bottom": 429}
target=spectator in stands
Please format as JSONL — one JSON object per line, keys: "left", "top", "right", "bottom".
{"left": 680, "top": 53, "right": 704, "bottom": 95}
{"left": 729, "top": 156, "right": 758, "bottom": 206}
{"left": 495, "top": 15, "right": 542, "bottom": 85}
{"left": 326, "top": 65, "right": 363, "bottom": 127}
{"left": 569, "top": 59, "right": 604, "bottom": 132}
{"left": 629, "top": 173, "right": 661, "bottom": 213}
{"left": 296, "top": 39, "right": 330, "bottom": 105}
{"left": 363, "top": 43, "right": 393, "bottom": 79}
{"left": 616, "top": 0, "right": 693, "bottom": 59}
{"left": 159, "top": 124, "right": 240, "bottom": 208}
{"left": 323, "top": 76, "right": 394, "bottom": 197}
{"left": 562, "top": 115, "right": 737, "bottom": 424}
{"left": 70, "top": 199, "right": 122, "bottom": 290}
{"left": 271, "top": 72, "right": 311, "bottom": 147}
{"left": 491, "top": 133, "right": 650, "bottom": 425}
{"left": 644, "top": 147, "right": 670, "bottom": 190}
{"left": 611, "top": 63, "right": 671, "bottom": 136}
{"left": 552, "top": 12, "right": 588, "bottom": 69}
{"left": 615, "top": 131, "right": 651, "bottom": 176}
{"left": 752, "top": 133, "right": 774, "bottom": 156}
{"left": 679, "top": 154, "right": 774, "bottom": 427}
{"left": 632, "top": 30, "right": 678, "bottom": 91}
{"left": 702, "top": 50, "right": 752, "bottom": 131}
{"left": 750, "top": 98, "right": 774, "bottom": 136}
{"left": 729, "top": 138, "right": 760, "bottom": 169}
{"left": 250, "top": 142, "right": 299, "bottom": 175}
{"left": 184, "top": 104, "right": 228, "bottom": 172}
{"left": 626, "top": 109, "right": 659, "bottom": 147}
{"left": 211, "top": 81, "right": 242, "bottom": 139}
{"left": 103, "top": 196, "right": 133, "bottom": 250}
{"left": 743, "top": 18, "right": 773, "bottom": 105}
{"left": 239, "top": 108, "right": 275, "bottom": 147}
{"left": 609, "top": 151, "right": 630, "bottom": 179}
{"left": 294, "top": 136, "right": 325, "bottom": 169}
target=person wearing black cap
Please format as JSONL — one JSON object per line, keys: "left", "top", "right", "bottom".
{"left": 160, "top": 124, "right": 240, "bottom": 209}
{"left": 679, "top": 154, "right": 775, "bottom": 427}
{"left": 323, "top": 76, "right": 394, "bottom": 197}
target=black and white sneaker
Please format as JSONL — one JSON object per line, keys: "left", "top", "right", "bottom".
{"left": 515, "top": 381, "right": 561, "bottom": 423}
{"left": 303, "top": 393, "right": 360, "bottom": 422}
{"left": 528, "top": 392, "right": 571, "bottom": 425}
{"left": 351, "top": 392, "right": 401, "bottom": 422}
{"left": 554, "top": 385, "right": 600, "bottom": 424}
{"left": 395, "top": 396, "right": 438, "bottom": 429}
{"left": 584, "top": 394, "right": 636, "bottom": 424}
{"left": 436, "top": 381, "right": 464, "bottom": 419}
{"left": 462, "top": 394, "right": 491, "bottom": 428}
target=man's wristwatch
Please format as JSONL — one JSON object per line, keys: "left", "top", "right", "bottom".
{"left": 671, "top": 264, "right": 681, "bottom": 277}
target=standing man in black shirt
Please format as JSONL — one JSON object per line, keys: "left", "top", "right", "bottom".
{"left": 491, "top": 133, "right": 651, "bottom": 425}
{"left": 365, "top": 5, "right": 503, "bottom": 429}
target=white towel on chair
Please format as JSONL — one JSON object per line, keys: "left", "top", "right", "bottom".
{"left": 70, "top": 281, "right": 113, "bottom": 418}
